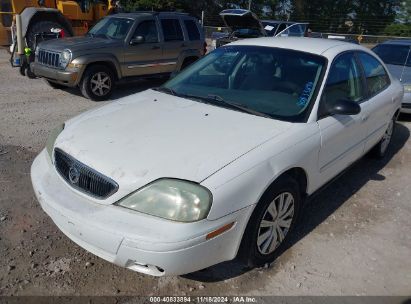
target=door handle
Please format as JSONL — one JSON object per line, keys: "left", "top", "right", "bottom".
{"left": 181, "top": 43, "right": 187, "bottom": 47}
{"left": 151, "top": 45, "right": 160, "bottom": 50}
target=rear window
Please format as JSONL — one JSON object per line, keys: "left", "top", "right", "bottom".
{"left": 373, "top": 44, "right": 411, "bottom": 67}
{"left": 161, "top": 19, "right": 184, "bottom": 41}
{"left": 184, "top": 19, "right": 201, "bottom": 41}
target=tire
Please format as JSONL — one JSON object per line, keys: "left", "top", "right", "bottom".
{"left": 45, "top": 80, "right": 65, "bottom": 89}
{"left": 80, "top": 65, "right": 115, "bottom": 101}
{"left": 370, "top": 116, "right": 396, "bottom": 159}
{"left": 26, "top": 20, "right": 71, "bottom": 50}
{"left": 238, "top": 176, "right": 302, "bottom": 268}
{"left": 180, "top": 57, "right": 198, "bottom": 71}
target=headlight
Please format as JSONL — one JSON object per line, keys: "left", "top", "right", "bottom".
{"left": 116, "top": 179, "right": 212, "bottom": 222}
{"left": 404, "top": 84, "right": 411, "bottom": 93}
{"left": 46, "top": 123, "right": 65, "bottom": 158}
{"left": 59, "top": 49, "right": 72, "bottom": 69}
{"left": 35, "top": 46, "right": 39, "bottom": 57}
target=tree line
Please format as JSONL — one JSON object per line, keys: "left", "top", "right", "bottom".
{"left": 119, "top": 0, "right": 411, "bottom": 36}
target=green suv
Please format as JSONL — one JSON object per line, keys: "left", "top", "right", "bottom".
{"left": 31, "top": 12, "right": 205, "bottom": 101}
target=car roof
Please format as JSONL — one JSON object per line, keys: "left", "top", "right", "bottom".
{"left": 380, "top": 39, "right": 411, "bottom": 46}
{"left": 227, "top": 37, "right": 368, "bottom": 56}
{"left": 108, "top": 12, "right": 190, "bottom": 20}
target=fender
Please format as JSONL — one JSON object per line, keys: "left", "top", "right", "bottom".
{"left": 70, "top": 54, "right": 123, "bottom": 85}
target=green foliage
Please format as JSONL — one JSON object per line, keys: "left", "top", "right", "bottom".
{"left": 384, "top": 23, "right": 411, "bottom": 36}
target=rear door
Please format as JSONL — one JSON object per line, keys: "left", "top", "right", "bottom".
{"left": 181, "top": 17, "right": 204, "bottom": 55}
{"left": 159, "top": 17, "right": 186, "bottom": 73}
{"left": 317, "top": 52, "right": 368, "bottom": 184}
{"left": 122, "top": 18, "right": 163, "bottom": 77}
{"left": 355, "top": 51, "right": 394, "bottom": 152}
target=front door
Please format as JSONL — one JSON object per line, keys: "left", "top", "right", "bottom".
{"left": 317, "top": 52, "right": 368, "bottom": 184}
{"left": 122, "top": 19, "right": 163, "bottom": 77}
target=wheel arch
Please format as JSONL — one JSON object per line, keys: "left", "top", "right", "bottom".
{"left": 74, "top": 56, "right": 122, "bottom": 85}
{"left": 21, "top": 7, "right": 74, "bottom": 40}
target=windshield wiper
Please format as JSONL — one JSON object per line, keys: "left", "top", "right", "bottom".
{"left": 205, "top": 94, "right": 272, "bottom": 118}
{"left": 153, "top": 87, "right": 177, "bottom": 96}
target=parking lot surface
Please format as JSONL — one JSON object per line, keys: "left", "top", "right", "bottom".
{"left": 0, "top": 49, "right": 410, "bottom": 296}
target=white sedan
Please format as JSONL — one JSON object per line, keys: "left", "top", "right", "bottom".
{"left": 31, "top": 37, "right": 403, "bottom": 276}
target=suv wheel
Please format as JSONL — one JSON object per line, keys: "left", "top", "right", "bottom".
{"left": 180, "top": 57, "right": 198, "bottom": 71}
{"left": 80, "top": 65, "right": 114, "bottom": 101}
{"left": 238, "top": 176, "right": 301, "bottom": 268}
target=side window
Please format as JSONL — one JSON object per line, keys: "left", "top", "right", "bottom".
{"left": 132, "top": 20, "right": 159, "bottom": 43}
{"left": 183, "top": 19, "right": 201, "bottom": 41}
{"left": 323, "top": 52, "right": 365, "bottom": 105}
{"left": 357, "top": 52, "right": 390, "bottom": 96}
{"left": 161, "top": 19, "right": 184, "bottom": 41}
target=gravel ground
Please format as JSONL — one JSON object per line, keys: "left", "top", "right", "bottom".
{"left": 0, "top": 48, "right": 411, "bottom": 296}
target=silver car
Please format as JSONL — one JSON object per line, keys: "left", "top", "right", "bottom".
{"left": 373, "top": 40, "right": 411, "bottom": 113}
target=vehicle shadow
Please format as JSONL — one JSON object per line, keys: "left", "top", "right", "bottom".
{"left": 60, "top": 77, "right": 167, "bottom": 100}
{"left": 183, "top": 122, "right": 410, "bottom": 282}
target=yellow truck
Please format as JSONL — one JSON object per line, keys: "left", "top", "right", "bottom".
{"left": 0, "top": 0, "right": 113, "bottom": 75}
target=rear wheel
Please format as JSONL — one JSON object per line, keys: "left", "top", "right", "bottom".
{"left": 371, "top": 116, "right": 395, "bottom": 158}
{"left": 180, "top": 57, "right": 198, "bottom": 71}
{"left": 80, "top": 65, "right": 115, "bottom": 101}
{"left": 26, "top": 20, "right": 71, "bottom": 50}
{"left": 238, "top": 176, "right": 301, "bottom": 268}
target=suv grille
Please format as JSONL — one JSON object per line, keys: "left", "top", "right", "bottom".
{"left": 54, "top": 148, "right": 118, "bottom": 199}
{"left": 37, "top": 49, "right": 60, "bottom": 68}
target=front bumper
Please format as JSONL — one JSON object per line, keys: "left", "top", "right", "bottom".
{"left": 31, "top": 149, "right": 254, "bottom": 276}
{"left": 401, "top": 92, "right": 411, "bottom": 114}
{"left": 31, "top": 62, "right": 80, "bottom": 87}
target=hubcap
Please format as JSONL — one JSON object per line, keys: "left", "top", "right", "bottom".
{"left": 380, "top": 119, "right": 394, "bottom": 154}
{"left": 257, "top": 192, "right": 295, "bottom": 255}
{"left": 90, "top": 72, "right": 111, "bottom": 96}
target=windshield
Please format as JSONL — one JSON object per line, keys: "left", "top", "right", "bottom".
{"left": 88, "top": 17, "right": 133, "bottom": 39}
{"left": 373, "top": 44, "right": 411, "bottom": 67}
{"left": 163, "top": 46, "right": 326, "bottom": 122}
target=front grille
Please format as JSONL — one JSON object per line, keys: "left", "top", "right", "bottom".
{"left": 402, "top": 103, "right": 411, "bottom": 109}
{"left": 37, "top": 49, "right": 60, "bottom": 68}
{"left": 54, "top": 148, "right": 118, "bottom": 199}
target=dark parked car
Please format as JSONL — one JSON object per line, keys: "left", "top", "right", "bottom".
{"left": 372, "top": 40, "right": 411, "bottom": 113}
{"left": 31, "top": 12, "right": 206, "bottom": 101}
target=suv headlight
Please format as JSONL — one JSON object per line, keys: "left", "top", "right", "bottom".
{"left": 59, "top": 49, "right": 72, "bottom": 69}
{"left": 46, "top": 123, "right": 65, "bottom": 158}
{"left": 404, "top": 84, "right": 411, "bottom": 93}
{"left": 116, "top": 179, "right": 212, "bottom": 222}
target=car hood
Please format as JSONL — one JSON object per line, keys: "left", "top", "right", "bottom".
{"left": 54, "top": 90, "right": 291, "bottom": 204}
{"left": 38, "top": 36, "right": 120, "bottom": 53}
{"left": 386, "top": 64, "right": 411, "bottom": 84}
{"left": 220, "top": 9, "right": 265, "bottom": 34}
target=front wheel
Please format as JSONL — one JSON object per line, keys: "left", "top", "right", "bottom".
{"left": 80, "top": 65, "right": 115, "bottom": 101}
{"left": 371, "top": 116, "right": 396, "bottom": 158}
{"left": 238, "top": 177, "right": 301, "bottom": 268}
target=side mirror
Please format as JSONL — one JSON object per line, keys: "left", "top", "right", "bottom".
{"left": 130, "top": 36, "right": 144, "bottom": 45}
{"left": 327, "top": 99, "right": 361, "bottom": 116}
